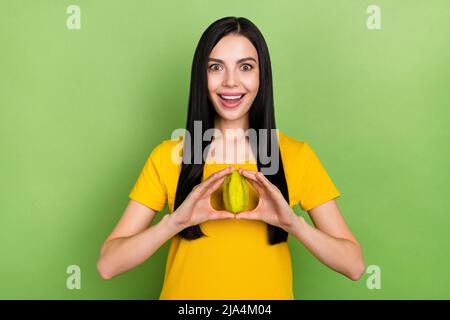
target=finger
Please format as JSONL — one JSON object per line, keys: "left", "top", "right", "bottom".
{"left": 235, "top": 210, "right": 260, "bottom": 221}
{"left": 255, "top": 171, "right": 279, "bottom": 193}
{"left": 204, "top": 173, "right": 227, "bottom": 197}
{"left": 197, "top": 166, "right": 234, "bottom": 195}
{"left": 243, "top": 174, "right": 265, "bottom": 195}
{"left": 209, "top": 209, "right": 236, "bottom": 220}
{"left": 238, "top": 168, "right": 258, "bottom": 180}
{"left": 238, "top": 169, "right": 265, "bottom": 194}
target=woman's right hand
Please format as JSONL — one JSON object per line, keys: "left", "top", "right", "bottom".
{"left": 169, "top": 166, "right": 236, "bottom": 230}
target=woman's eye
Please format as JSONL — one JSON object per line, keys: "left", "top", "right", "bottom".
{"left": 209, "top": 64, "right": 222, "bottom": 71}
{"left": 241, "top": 64, "right": 253, "bottom": 71}
{"left": 209, "top": 63, "right": 253, "bottom": 72}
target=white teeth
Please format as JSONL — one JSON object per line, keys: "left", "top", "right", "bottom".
{"left": 220, "top": 94, "right": 243, "bottom": 100}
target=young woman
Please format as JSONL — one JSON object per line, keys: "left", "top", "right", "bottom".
{"left": 97, "top": 17, "right": 365, "bottom": 300}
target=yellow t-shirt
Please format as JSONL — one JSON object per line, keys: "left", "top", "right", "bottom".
{"left": 128, "top": 130, "right": 341, "bottom": 299}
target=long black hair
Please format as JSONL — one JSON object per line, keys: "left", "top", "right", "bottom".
{"left": 174, "top": 16, "right": 290, "bottom": 245}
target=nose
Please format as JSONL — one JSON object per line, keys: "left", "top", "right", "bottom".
{"left": 222, "top": 69, "right": 239, "bottom": 87}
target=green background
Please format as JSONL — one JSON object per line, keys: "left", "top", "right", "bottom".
{"left": 1, "top": 0, "right": 449, "bottom": 299}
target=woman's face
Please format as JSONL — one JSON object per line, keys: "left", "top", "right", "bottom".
{"left": 207, "top": 34, "right": 260, "bottom": 122}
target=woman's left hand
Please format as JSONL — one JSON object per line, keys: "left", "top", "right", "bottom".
{"left": 235, "top": 168, "right": 299, "bottom": 233}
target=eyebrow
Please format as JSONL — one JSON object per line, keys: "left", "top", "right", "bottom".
{"left": 207, "top": 57, "right": 257, "bottom": 64}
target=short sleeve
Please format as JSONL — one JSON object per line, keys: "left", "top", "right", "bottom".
{"left": 128, "top": 142, "right": 167, "bottom": 212}
{"left": 296, "top": 143, "right": 341, "bottom": 212}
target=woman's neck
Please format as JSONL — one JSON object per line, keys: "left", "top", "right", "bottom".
{"left": 208, "top": 115, "right": 256, "bottom": 164}
{"left": 213, "top": 115, "right": 249, "bottom": 142}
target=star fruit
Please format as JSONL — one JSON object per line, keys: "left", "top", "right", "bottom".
{"left": 222, "top": 170, "right": 250, "bottom": 213}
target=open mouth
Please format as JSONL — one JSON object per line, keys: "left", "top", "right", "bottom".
{"left": 217, "top": 93, "right": 246, "bottom": 108}
{"left": 218, "top": 93, "right": 245, "bottom": 101}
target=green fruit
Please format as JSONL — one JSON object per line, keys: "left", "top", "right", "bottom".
{"left": 223, "top": 170, "right": 249, "bottom": 213}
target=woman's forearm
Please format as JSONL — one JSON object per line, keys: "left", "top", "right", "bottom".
{"left": 97, "top": 214, "right": 181, "bottom": 280}
{"left": 289, "top": 216, "right": 365, "bottom": 281}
